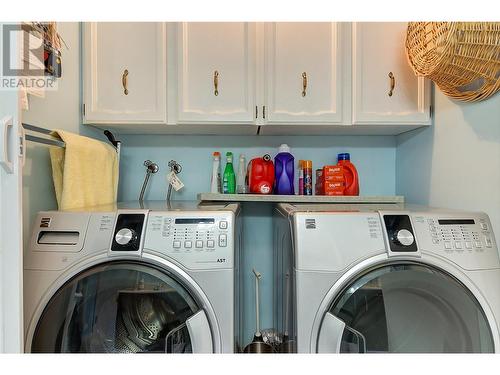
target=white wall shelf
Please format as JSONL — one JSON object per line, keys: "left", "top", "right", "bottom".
{"left": 198, "top": 193, "right": 404, "bottom": 204}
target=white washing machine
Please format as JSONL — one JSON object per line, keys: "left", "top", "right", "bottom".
{"left": 24, "top": 201, "right": 242, "bottom": 353}
{"left": 274, "top": 203, "right": 500, "bottom": 353}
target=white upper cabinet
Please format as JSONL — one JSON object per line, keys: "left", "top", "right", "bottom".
{"left": 83, "top": 23, "right": 167, "bottom": 124}
{"left": 352, "top": 23, "right": 431, "bottom": 125}
{"left": 176, "top": 23, "right": 256, "bottom": 124}
{"left": 82, "top": 22, "right": 432, "bottom": 134}
{"left": 263, "top": 23, "right": 348, "bottom": 125}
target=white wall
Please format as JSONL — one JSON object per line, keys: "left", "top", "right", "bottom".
{"left": 397, "top": 89, "right": 500, "bottom": 239}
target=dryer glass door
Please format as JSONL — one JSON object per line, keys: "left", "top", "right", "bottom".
{"left": 317, "top": 263, "right": 494, "bottom": 353}
{"left": 31, "top": 261, "right": 213, "bottom": 353}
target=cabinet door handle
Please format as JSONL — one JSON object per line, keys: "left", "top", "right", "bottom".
{"left": 302, "top": 72, "right": 307, "bottom": 97}
{"left": 122, "top": 69, "right": 129, "bottom": 95}
{"left": 388, "top": 72, "right": 395, "bottom": 97}
{"left": 0, "top": 116, "right": 13, "bottom": 174}
{"left": 214, "top": 70, "right": 219, "bottom": 96}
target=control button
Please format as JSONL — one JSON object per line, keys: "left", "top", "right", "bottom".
{"left": 219, "top": 234, "right": 227, "bottom": 247}
{"left": 184, "top": 240, "right": 192, "bottom": 249}
{"left": 475, "top": 241, "right": 483, "bottom": 248}
{"left": 444, "top": 241, "right": 452, "bottom": 250}
{"left": 432, "top": 239, "right": 439, "bottom": 244}
{"left": 115, "top": 228, "right": 136, "bottom": 246}
{"left": 454, "top": 241, "right": 462, "bottom": 249}
{"left": 480, "top": 223, "right": 488, "bottom": 231}
{"left": 173, "top": 240, "right": 181, "bottom": 249}
{"left": 485, "top": 238, "right": 493, "bottom": 248}
{"left": 395, "top": 229, "right": 414, "bottom": 246}
{"left": 195, "top": 240, "right": 203, "bottom": 248}
{"left": 207, "top": 240, "right": 215, "bottom": 248}
{"left": 465, "top": 242, "right": 472, "bottom": 249}
{"left": 219, "top": 221, "right": 228, "bottom": 229}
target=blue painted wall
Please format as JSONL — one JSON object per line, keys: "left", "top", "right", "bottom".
{"left": 117, "top": 134, "right": 396, "bottom": 201}
{"left": 117, "top": 134, "right": 397, "bottom": 344}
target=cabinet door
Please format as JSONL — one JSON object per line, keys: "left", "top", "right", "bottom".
{"left": 264, "top": 23, "right": 348, "bottom": 124}
{"left": 177, "top": 23, "right": 256, "bottom": 124}
{"left": 352, "top": 23, "right": 430, "bottom": 125}
{"left": 83, "top": 23, "right": 167, "bottom": 124}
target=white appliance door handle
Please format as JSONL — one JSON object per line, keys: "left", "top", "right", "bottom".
{"left": 186, "top": 310, "right": 213, "bottom": 353}
{"left": 1, "top": 116, "right": 14, "bottom": 173}
{"left": 317, "top": 312, "right": 346, "bottom": 353}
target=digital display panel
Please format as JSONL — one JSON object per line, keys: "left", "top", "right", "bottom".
{"left": 175, "top": 218, "right": 215, "bottom": 224}
{"left": 438, "top": 219, "right": 475, "bottom": 225}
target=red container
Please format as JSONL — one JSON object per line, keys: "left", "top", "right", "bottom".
{"left": 247, "top": 154, "right": 275, "bottom": 194}
{"left": 337, "top": 153, "right": 359, "bottom": 196}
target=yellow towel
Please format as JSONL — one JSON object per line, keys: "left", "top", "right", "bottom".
{"left": 49, "top": 130, "right": 119, "bottom": 210}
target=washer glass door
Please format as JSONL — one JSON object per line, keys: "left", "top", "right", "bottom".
{"left": 317, "top": 263, "right": 494, "bottom": 353}
{"left": 31, "top": 261, "right": 211, "bottom": 353}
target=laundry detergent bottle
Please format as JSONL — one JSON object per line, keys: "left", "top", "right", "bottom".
{"left": 247, "top": 154, "right": 275, "bottom": 194}
{"left": 274, "top": 144, "right": 295, "bottom": 195}
{"left": 337, "top": 153, "right": 359, "bottom": 196}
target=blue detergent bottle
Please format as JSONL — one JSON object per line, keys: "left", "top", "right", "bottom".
{"left": 274, "top": 144, "right": 295, "bottom": 195}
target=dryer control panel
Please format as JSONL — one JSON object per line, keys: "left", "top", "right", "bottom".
{"left": 412, "top": 213, "right": 499, "bottom": 270}
{"left": 383, "top": 214, "right": 418, "bottom": 253}
{"left": 144, "top": 212, "right": 234, "bottom": 270}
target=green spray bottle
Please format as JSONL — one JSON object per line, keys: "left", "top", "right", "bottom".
{"left": 223, "top": 152, "right": 236, "bottom": 194}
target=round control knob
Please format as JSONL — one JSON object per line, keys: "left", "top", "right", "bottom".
{"left": 395, "top": 229, "right": 415, "bottom": 246}
{"left": 115, "top": 228, "right": 136, "bottom": 246}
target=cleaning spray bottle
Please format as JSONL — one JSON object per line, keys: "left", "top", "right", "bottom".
{"left": 210, "top": 152, "right": 222, "bottom": 193}
{"left": 223, "top": 152, "right": 236, "bottom": 194}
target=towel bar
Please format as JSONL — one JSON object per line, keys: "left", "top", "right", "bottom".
{"left": 22, "top": 123, "right": 66, "bottom": 148}
{"left": 22, "top": 123, "right": 120, "bottom": 152}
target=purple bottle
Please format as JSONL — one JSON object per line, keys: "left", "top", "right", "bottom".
{"left": 274, "top": 144, "right": 295, "bottom": 195}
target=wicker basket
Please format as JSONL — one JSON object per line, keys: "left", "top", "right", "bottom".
{"left": 406, "top": 22, "right": 500, "bottom": 102}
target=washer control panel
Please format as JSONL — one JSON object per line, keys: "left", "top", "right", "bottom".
{"left": 412, "top": 213, "right": 499, "bottom": 270}
{"left": 144, "top": 212, "right": 234, "bottom": 270}
{"left": 110, "top": 211, "right": 147, "bottom": 253}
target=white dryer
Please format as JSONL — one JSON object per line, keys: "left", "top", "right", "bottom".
{"left": 24, "top": 201, "right": 242, "bottom": 353}
{"left": 274, "top": 203, "right": 500, "bottom": 353}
